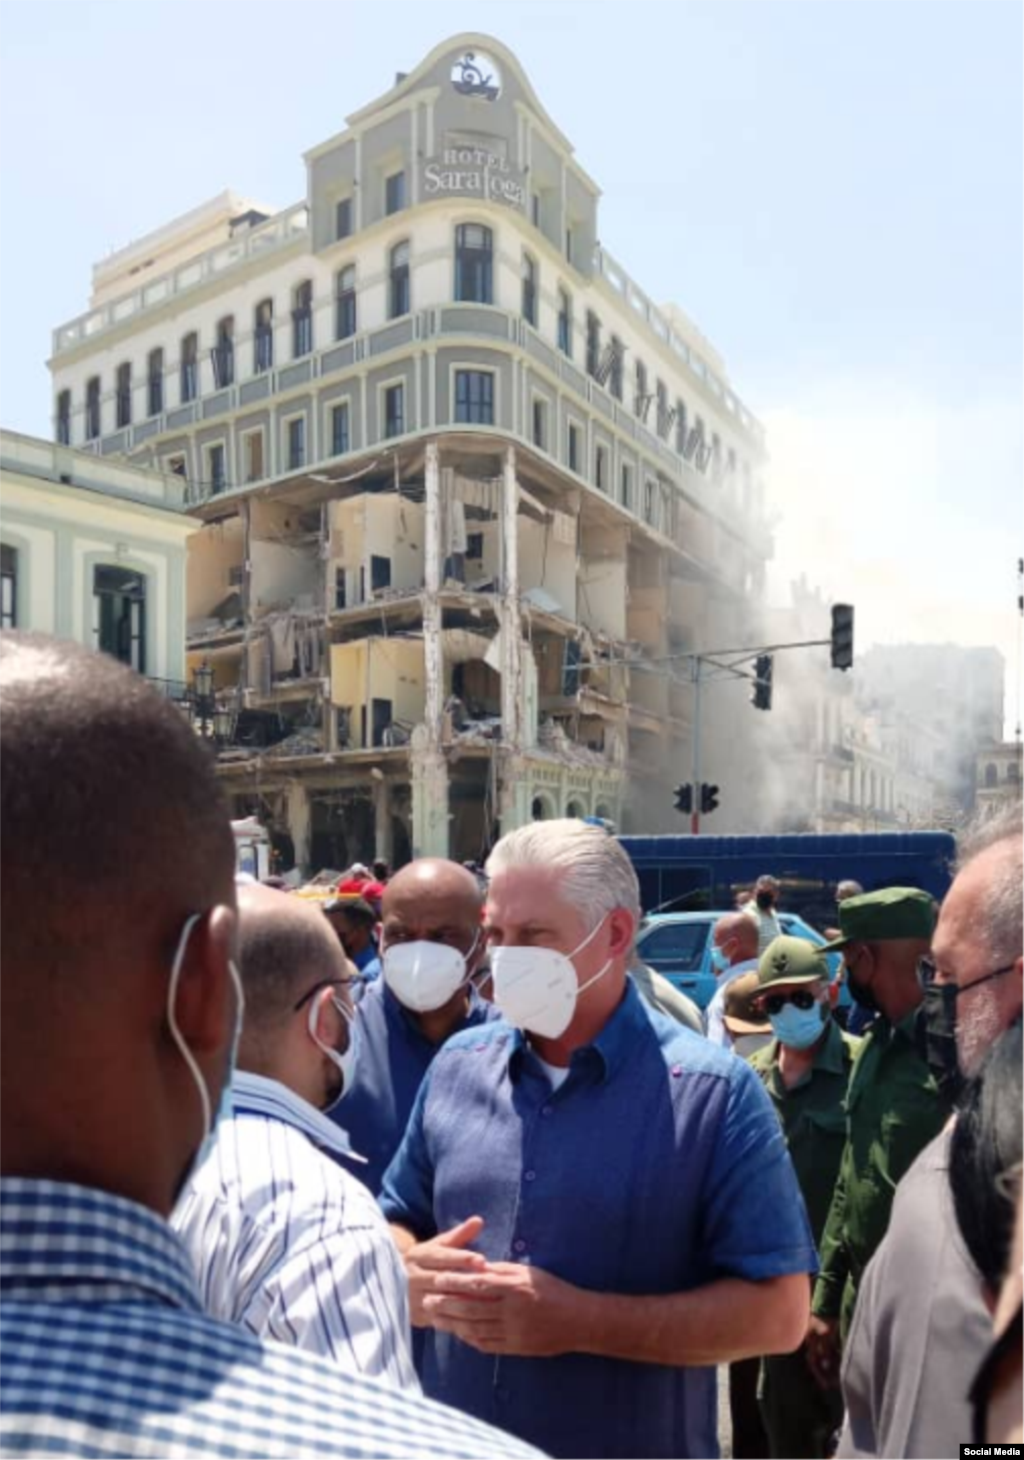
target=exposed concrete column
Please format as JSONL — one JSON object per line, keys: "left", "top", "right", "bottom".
{"left": 373, "top": 775, "right": 393, "bottom": 867}
{"left": 414, "top": 440, "right": 450, "bottom": 855}
{"left": 499, "top": 444, "right": 530, "bottom": 832}
{"left": 286, "top": 779, "right": 312, "bottom": 877}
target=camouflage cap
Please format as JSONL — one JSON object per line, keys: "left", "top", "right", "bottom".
{"left": 758, "top": 935, "right": 831, "bottom": 989}
{"left": 819, "top": 886, "right": 936, "bottom": 951}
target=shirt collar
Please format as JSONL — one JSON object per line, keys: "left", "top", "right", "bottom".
{"left": 0, "top": 1177, "right": 201, "bottom": 1312}
{"left": 510, "top": 976, "right": 651, "bottom": 1086}
{"left": 381, "top": 979, "right": 492, "bottom": 1044}
{"left": 231, "top": 1070, "right": 366, "bottom": 1163}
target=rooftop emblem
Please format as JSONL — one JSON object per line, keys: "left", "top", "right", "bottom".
{"left": 451, "top": 52, "right": 501, "bottom": 101}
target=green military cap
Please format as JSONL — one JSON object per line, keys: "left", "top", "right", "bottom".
{"left": 758, "top": 935, "right": 831, "bottom": 989}
{"left": 819, "top": 886, "right": 936, "bottom": 951}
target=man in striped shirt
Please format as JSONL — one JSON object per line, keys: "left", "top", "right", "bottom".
{"left": 0, "top": 631, "right": 539, "bottom": 1460}
{"left": 172, "top": 883, "right": 417, "bottom": 1386}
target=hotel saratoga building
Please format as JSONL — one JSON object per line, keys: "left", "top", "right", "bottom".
{"left": 48, "top": 34, "right": 772, "bottom": 871}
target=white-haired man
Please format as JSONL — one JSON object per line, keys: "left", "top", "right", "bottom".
{"left": 838, "top": 808, "right": 1023, "bottom": 1459}
{"left": 380, "top": 820, "right": 817, "bottom": 1459}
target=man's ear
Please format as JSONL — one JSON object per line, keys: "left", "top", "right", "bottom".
{"left": 607, "top": 908, "right": 636, "bottom": 959}
{"left": 170, "top": 905, "right": 238, "bottom": 1058}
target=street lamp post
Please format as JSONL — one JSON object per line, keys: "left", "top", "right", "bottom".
{"left": 189, "top": 661, "right": 234, "bottom": 750}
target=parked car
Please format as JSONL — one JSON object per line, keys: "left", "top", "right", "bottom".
{"left": 634, "top": 910, "right": 846, "bottom": 1013}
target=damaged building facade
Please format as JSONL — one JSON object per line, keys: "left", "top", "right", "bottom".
{"left": 47, "top": 34, "right": 772, "bottom": 871}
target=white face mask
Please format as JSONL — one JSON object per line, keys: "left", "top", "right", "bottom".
{"left": 167, "top": 912, "right": 244, "bottom": 1182}
{"left": 491, "top": 916, "right": 612, "bottom": 1039}
{"left": 308, "top": 990, "right": 362, "bottom": 1107}
{"left": 382, "top": 933, "right": 480, "bottom": 1013}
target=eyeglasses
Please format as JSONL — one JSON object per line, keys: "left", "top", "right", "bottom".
{"left": 292, "top": 976, "right": 365, "bottom": 1012}
{"left": 763, "top": 989, "right": 819, "bottom": 1017}
{"left": 916, "top": 957, "right": 1017, "bottom": 994}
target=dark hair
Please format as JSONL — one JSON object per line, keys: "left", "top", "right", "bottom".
{"left": 372, "top": 860, "right": 389, "bottom": 881}
{"left": 950, "top": 1023, "right": 1023, "bottom": 1292}
{"left": 1, "top": 632, "right": 234, "bottom": 973}
{"left": 323, "top": 897, "right": 376, "bottom": 929}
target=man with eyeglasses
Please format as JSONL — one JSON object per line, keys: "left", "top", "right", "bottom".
{"left": 172, "top": 881, "right": 418, "bottom": 1387}
{"left": 806, "top": 887, "right": 952, "bottom": 1395}
{"left": 333, "top": 858, "right": 498, "bottom": 1197}
{"left": 746, "top": 937, "right": 863, "bottom": 1458}
{"left": 836, "top": 810, "right": 1022, "bottom": 1459}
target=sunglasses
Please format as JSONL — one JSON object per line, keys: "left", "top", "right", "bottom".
{"left": 292, "top": 976, "right": 365, "bottom": 1012}
{"left": 762, "top": 989, "right": 819, "bottom": 1017}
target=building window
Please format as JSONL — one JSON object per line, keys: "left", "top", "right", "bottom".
{"left": 467, "top": 532, "right": 484, "bottom": 560}
{"left": 94, "top": 565, "right": 146, "bottom": 674}
{"left": 254, "top": 299, "right": 274, "bottom": 373}
{"left": 609, "top": 336, "right": 624, "bottom": 400}
{"left": 531, "top": 192, "right": 541, "bottom": 228}
{"left": 335, "top": 266, "right": 357, "bottom": 339}
{"left": 207, "top": 444, "right": 226, "bottom": 494}
{"left": 568, "top": 422, "right": 580, "bottom": 473}
{"left": 1, "top": 544, "right": 17, "bottom": 629}
{"left": 674, "top": 398, "right": 688, "bottom": 455}
{"left": 389, "top": 241, "right": 410, "bottom": 318}
{"left": 243, "top": 431, "right": 264, "bottom": 483}
{"left": 621, "top": 463, "right": 633, "bottom": 510}
{"left": 115, "top": 362, "right": 132, "bottom": 429}
{"left": 521, "top": 253, "right": 537, "bottom": 326}
{"left": 384, "top": 384, "right": 404, "bottom": 439}
{"left": 557, "top": 289, "right": 572, "bottom": 357}
{"left": 644, "top": 478, "right": 655, "bottom": 523}
{"left": 56, "top": 390, "right": 71, "bottom": 445}
{"left": 167, "top": 454, "right": 187, "bottom": 479}
{"left": 455, "top": 370, "right": 494, "bottom": 425}
{"left": 454, "top": 224, "right": 492, "bottom": 304}
{"left": 585, "top": 311, "right": 601, "bottom": 378}
{"left": 532, "top": 398, "right": 547, "bottom": 450}
{"left": 287, "top": 416, "right": 306, "bottom": 470}
{"left": 385, "top": 170, "right": 406, "bottom": 215}
{"left": 292, "top": 281, "right": 313, "bottom": 358}
{"left": 335, "top": 197, "right": 353, "bottom": 240}
{"left": 180, "top": 333, "right": 198, "bottom": 404}
{"left": 331, "top": 402, "right": 350, "bottom": 455}
{"left": 212, "top": 316, "right": 234, "bottom": 387}
{"left": 85, "top": 377, "right": 101, "bottom": 440}
{"left": 656, "top": 379, "right": 669, "bottom": 439}
{"left": 595, "top": 445, "right": 607, "bottom": 492}
{"left": 634, "top": 360, "right": 648, "bottom": 420}
{"left": 148, "top": 349, "right": 164, "bottom": 416}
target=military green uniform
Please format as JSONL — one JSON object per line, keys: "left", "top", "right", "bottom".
{"left": 749, "top": 1017, "right": 862, "bottom": 1458}
{"left": 811, "top": 1011, "right": 952, "bottom": 1339}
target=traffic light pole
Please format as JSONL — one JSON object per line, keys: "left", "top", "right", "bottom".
{"left": 690, "top": 663, "right": 702, "bottom": 835}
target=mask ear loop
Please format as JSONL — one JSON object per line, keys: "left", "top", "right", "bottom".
{"left": 166, "top": 913, "right": 211, "bottom": 1140}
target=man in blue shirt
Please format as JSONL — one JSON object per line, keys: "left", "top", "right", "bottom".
{"left": 381, "top": 819, "right": 818, "bottom": 1459}
{"left": 324, "top": 895, "right": 382, "bottom": 981}
{"left": 335, "top": 858, "right": 498, "bottom": 1195}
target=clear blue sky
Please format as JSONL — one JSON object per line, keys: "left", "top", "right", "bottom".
{"left": 1, "top": 0, "right": 1021, "bottom": 720}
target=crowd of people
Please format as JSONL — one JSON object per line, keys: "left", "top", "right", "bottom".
{"left": 1, "top": 629, "right": 1020, "bottom": 1460}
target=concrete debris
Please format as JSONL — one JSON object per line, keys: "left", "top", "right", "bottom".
{"left": 262, "top": 727, "right": 324, "bottom": 759}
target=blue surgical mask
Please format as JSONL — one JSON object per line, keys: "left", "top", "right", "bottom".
{"left": 711, "top": 946, "right": 732, "bottom": 975}
{"left": 768, "top": 998, "right": 828, "bottom": 1050}
{"left": 167, "top": 912, "right": 245, "bottom": 1181}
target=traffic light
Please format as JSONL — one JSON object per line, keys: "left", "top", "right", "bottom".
{"left": 752, "top": 654, "right": 773, "bottom": 711}
{"left": 831, "top": 603, "right": 854, "bottom": 671}
{"left": 673, "top": 783, "right": 693, "bottom": 815}
{"left": 700, "top": 782, "right": 720, "bottom": 815}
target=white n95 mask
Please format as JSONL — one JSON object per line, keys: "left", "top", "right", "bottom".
{"left": 308, "top": 989, "right": 362, "bottom": 1104}
{"left": 491, "top": 918, "right": 611, "bottom": 1039}
{"left": 383, "top": 934, "right": 479, "bottom": 1014}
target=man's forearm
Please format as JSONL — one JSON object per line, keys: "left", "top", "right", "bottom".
{"left": 570, "top": 1273, "right": 810, "bottom": 1367}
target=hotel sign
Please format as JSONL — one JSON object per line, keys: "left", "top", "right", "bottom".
{"left": 421, "top": 146, "right": 526, "bottom": 211}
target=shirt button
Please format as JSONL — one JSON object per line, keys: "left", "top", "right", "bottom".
{"left": 524, "top": 1170, "right": 537, "bottom": 1182}
{"left": 513, "top": 1238, "right": 527, "bottom": 1253}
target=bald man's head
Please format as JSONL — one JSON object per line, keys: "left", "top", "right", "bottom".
{"left": 0, "top": 631, "right": 235, "bottom": 983}
{"left": 714, "top": 912, "right": 759, "bottom": 965}
{"left": 236, "top": 884, "right": 351, "bottom": 1061}
{"left": 381, "top": 859, "right": 483, "bottom": 964}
